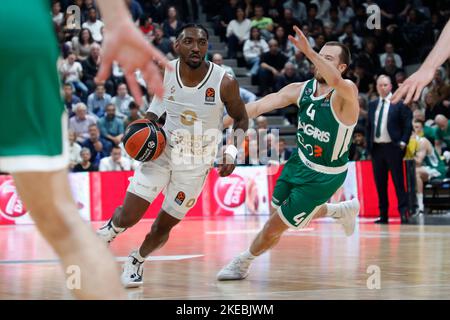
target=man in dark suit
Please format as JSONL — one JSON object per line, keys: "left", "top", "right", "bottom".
{"left": 278, "top": 137, "right": 292, "bottom": 163}
{"left": 367, "top": 75, "right": 412, "bottom": 224}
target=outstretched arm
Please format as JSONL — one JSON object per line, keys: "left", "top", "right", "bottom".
{"left": 391, "top": 19, "right": 450, "bottom": 104}
{"left": 288, "top": 26, "right": 359, "bottom": 113}
{"left": 95, "top": 0, "right": 171, "bottom": 104}
{"left": 223, "top": 82, "right": 303, "bottom": 128}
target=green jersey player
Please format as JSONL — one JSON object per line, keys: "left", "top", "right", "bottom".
{"left": 0, "top": 0, "right": 169, "bottom": 298}
{"left": 218, "top": 26, "right": 360, "bottom": 281}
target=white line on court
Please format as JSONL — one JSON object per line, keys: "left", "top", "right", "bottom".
{"left": 0, "top": 254, "right": 204, "bottom": 265}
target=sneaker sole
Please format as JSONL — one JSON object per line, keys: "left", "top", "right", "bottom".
{"left": 343, "top": 200, "right": 360, "bottom": 236}
{"left": 123, "top": 281, "right": 143, "bottom": 288}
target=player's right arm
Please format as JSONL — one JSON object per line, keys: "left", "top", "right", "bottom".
{"left": 392, "top": 19, "right": 450, "bottom": 104}
{"left": 223, "top": 82, "right": 304, "bottom": 128}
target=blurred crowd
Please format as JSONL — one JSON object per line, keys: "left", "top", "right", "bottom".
{"left": 17, "top": 1, "right": 450, "bottom": 173}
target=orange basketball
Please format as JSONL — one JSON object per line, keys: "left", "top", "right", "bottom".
{"left": 122, "top": 119, "right": 166, "bottom": 162}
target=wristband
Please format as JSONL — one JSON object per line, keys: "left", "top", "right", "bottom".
{"left": 225, "top": 145, "right": 238, "bottom": 161}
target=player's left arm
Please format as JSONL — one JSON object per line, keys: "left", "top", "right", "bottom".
{"left": 219, "top": 74, "right": 249, "bottom": 177}
{"left": 289, "top": 26, "right": 359, "bottom": 116}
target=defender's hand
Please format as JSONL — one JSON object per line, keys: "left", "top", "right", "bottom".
{"left": 96, "top": 19, "right": 171, "bottom": 104}
{"left": 391, "top": 66, "right": 436, "bottom": 104}
{"left": 288, "top": 26, "right": 313, "bottom": 56}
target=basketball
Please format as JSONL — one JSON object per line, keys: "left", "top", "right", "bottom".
{"left": 122, "top": 119, "right": 166, "bottom": 162}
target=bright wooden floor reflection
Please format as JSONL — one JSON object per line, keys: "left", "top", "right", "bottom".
{"left": 1, "top": 216, "right": 450, "bottom": 300}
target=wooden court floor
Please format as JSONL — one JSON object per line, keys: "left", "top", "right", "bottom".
{"left": 1, "top": 216, "right": 450, "bottom": 300}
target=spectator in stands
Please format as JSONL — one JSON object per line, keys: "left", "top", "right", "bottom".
{"left": 212, "top": 53, "right": 235, "bottom": 77}
{"left": 259, "top": 39, "right": 288, "bottom": 96}
{"left": 434, "top": 115, "right": 450, "bottom": 155}
{"left": 111, "top": 83, "right": 134, "bottom": 118}
{"left": 82, "top": 124, "right": 112, "bottom": 166}
{"left": 216, "top": 0, "right": 240, "bottom": 42}
{"left": 349, "top": 126, "right": 368, "bottom": 161}
{"left": 99, "top": 104, "right": 125, "bottom": 146}
{"left": 243, "top": 0, "right": 254, "bottom": 19}
{"left": 59, "top": 53, "right": 88, "bottom": 99}
{"left": 239, "top": 87, "right": 257, "bottom": 104}
{"left": 162, "top": 6, "right": 184, "bottom": 42}
{"left": 283, "top": 0, "right": 307, "bottom": 24}
{"left": 395, "top": 71, "right": 407, "bottom": 88}
{"left": 73, "top": 148, "right": 99, "bottom": 172}
{"left": 424, "top": 92, "right": 450, "bottom": 121}
{"left": 251, "top": 4, "right": 274, "bottom": 40}
{"left": 278, "top": 137, "right": 292, "bottom": 164}
{"left": 357, "top": 38, "right": 381, "bottom": 77}
{"left": 353, "top": 63, "right": 374, "bottom": 95}
{"left": 124, "top": 101, "right": 144, "bottom": 128}
{"left": 147, "top": 0, "right": 166, "bottom": 24}
{"left": 82, "top": 43, "right": 114, "bottom": 94}
{"left": 69, "top": 103, "right": 97, "bottom": 143}
{"left": 265, "top": 0, "right": 284, "bottom": 24}
{"left": 139, "top": 15, "right": 155, "bottom": 42}
{"left": 126, "top": 0, "right": 144, "bottom": 23}
{"left": 68, "top": 130, "right": 82, "bottom": 171}
{"left": 379, "top": 42, "right": 403, "bottom": 69}
{"left": 304, "top": 4, "right": 322, "bottom": 31}
{"left": 279, "top": 8, "right": 302, "bottom": 37}
{"left": 311, "top": 0, "right": 331, "bottom": 21}
{"left": 256, "top": 116, "right": 268, "bottom": 131}
{"left": 243, "top": 27, "right": 269, "bottom": 77}
{"left": 63, "top": 83, "right": 81, "bottom": 117}
{"left": 288, "top": 50, "right": 311, "bottom": 79}
{"left": 413, "top": 120, "right": 447, "bottom": 214}
{"left": 338, "top": 23, "right": 362, "bottom": 51}
{"left": 275, "top": 62, "right": 302, "bottom": 91}
{"left": 357, "top": 95, "right": 368, "bottom": 128}
{"left": 71, "top": 28, "right": 95, "bottom": 62}
{"left": 413, "top": 109, "right": 436, "bottom": 144}
{"left": 52, "top": 1, "right": 64, "bottom": 29}
{"left": 429, "top": 68, "right": 450, "bottom": 103}
{"left": 381, "top": 55, "right": 404, "bottom": 89}
{"left": 312, "top": 33, "right": 326, "bottom": 53}
{"left": 324, "top": 7, "right": 345, "bottom": 37}
{"left": 351, "top": 4, "right": 369, "bottom": 36}
{"left": 99, "top": 146, "right": 133, "bottom": 171}
{"left": 81, "top": 7, "right": 104, "bottom": 43}
{"left": 273, "top": 26, "right": 291, "bottom": 57}
{"left": 152, "top": 27, "right": 172, "bottom": 55}
{"left": 87, "top": 84, "right": 111, "bottom": 118}
{"left": 226, "top": 6, "right": 251, "bottom": 59}
{"left": 337, "top": 0, "right": 355, "bottom": 24}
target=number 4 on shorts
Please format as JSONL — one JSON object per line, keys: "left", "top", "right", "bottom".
{"left": 293, "top": 212, "right": 307, "bottom": 226}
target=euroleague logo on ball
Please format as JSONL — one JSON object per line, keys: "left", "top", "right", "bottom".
{"left": 214, "top": 174, "right": 246, "bottom": 209}
{"left": 0, "top": 179, "right": 28, "bottom": 221}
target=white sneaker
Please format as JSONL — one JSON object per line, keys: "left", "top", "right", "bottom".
{"left": 217, "top": 255, "right": 252, "bottom": 281}
{"left": 121, "top": 251, "right": 144, "bottom": 288}
{"left": 97, "top": 219, "right": 124, "bottom": 244}
{"left": 335, "top": 198, "right": 360, "bottom": 236}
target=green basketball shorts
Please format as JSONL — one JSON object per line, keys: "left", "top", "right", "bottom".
{"left": 271, "top": 151, "right": 347, "bottom": 229}
{"left": 0, "top": 1, "right": 68, "bottom": 173}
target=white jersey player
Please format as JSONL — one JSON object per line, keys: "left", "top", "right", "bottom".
{"left": 97, "top": 24, "right": 249, "bottom": 288}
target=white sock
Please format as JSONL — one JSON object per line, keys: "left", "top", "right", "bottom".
{"left": 326, "top": 203, "right": 342, "bottom": 218}
{"left": 111, "top": 220, "right": 125, "bottom": 233}
{"left": 417, "top": 193, "right": 424, "bottom": 212}
{"left": 240, "top": 249, "right": 256, "bottom": 261}
{"left": 135, "top": 250, "right": 146, "bottom": 263}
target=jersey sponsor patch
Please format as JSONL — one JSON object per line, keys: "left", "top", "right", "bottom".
{"left": 314, "top": 145, "right": 323, "bottom": 158}
{"left": 205, "top": 87, "right": 215, "bottom": 103}
{"left": 174, "top": 191, "right": 186, "bottom": 206}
